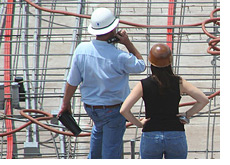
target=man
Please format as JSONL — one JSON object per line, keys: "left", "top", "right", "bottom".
{"left": 58, "top": 8, "right": 145, "bottom": 159}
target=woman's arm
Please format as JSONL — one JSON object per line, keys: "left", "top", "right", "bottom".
{"left": 120, "top": 82, "right": 149, "bottom": 128}
{"left": 179, "top": 78, "right": 209, "bottom": 118}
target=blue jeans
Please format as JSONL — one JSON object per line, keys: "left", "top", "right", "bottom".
{"left": 84, "top": 104, "right": 126, "bottom": 159}
{"left": 140, "top": 131, "right": 188, "bottom": 159}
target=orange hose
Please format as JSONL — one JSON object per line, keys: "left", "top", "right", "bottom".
{"left": 23, "top": 0, "right": 220, "bottom": 55}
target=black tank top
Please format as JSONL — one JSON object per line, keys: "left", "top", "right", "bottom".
{"left": 141, "top": 76, "right": 185, "bottom": 132}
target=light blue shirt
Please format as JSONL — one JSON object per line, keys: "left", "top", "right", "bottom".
{"left": 67, "top": 40, "right": 146, "bottom": 105}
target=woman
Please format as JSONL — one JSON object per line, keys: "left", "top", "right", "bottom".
{"left": 120, "top": 43, "right": 209, "bottom": 159}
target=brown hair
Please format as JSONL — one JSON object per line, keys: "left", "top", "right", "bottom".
{"left": 150, "top": 64, "right": 181, "bottom": 95}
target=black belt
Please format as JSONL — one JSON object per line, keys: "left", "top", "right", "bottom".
{"left": 85, "top": 103, "right": 122, "bottom": 109}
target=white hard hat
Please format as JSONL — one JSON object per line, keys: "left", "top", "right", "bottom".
{"left": 88, "top": 8, "right": 119, "bottom": 35}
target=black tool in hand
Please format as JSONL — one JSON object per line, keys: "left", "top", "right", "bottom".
{"left": 58, "top": 111, "right": 82, "bottom": 137}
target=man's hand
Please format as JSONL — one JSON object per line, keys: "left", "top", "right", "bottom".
{"left": 116, "top": 30, "right": 143, "bottom": 60}
{"left": 57, "top": 83, "right": 77, "bottom": 118}
{"left": 57, "top": 102, "right": 72, "bottom": 118}
{"left": 116, "top": 30, "right": 131, "bottom": 46}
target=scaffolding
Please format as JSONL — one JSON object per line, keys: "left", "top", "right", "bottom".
{"left": 0, "top": 0, "right": 220, "bottom": 159}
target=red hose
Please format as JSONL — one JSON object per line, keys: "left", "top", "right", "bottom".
{"left": 0, "top": 109, "right": 91, "bottom": 137}
{"left": 179, "top": 90, "right": 220, "bottom": 107}
{"left": 166, "top": 0, "right": 175, "bottom": 49}
{"left": 23, "top": 0, "right": 90, "bottom": 19}
{"left": 202, "top": 17, "right": 220, "bottom": 55}
{"left": 23, "top": 0, "right": 203, "bottom": 28}
{"left": 20, "top": 109, "right": 91, "bottom": 137}
{"left": 23, "top": 0, "right": 220, "bottom": 55}
{"left": 4, "top": 0, "right": 14, "bottom": 159}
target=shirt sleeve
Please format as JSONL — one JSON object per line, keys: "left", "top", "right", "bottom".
{"left": 118, "top": 52, "right": 146, "bottom": 73}
{"left": 67, "top": 53, "right": 82, "bottom": 86}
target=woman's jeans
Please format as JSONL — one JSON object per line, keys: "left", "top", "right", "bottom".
{"left": 140, "top": 131, "right": 188, "bottom": 159}
{"left": 84, "top": 104, "right": 126, "bottom": 159}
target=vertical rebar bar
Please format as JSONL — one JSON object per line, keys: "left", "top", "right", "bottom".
{"left": 130, "top": 139, "right": 135, "bottom": 159}
{"left": 174, "top": 0, "right": 186, "bottom": 75}
{"left": 21, "top": 1, "right": 32, "bottom": 145}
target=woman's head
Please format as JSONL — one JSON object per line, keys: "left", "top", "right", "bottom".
{"left": 148, "top": 44, "right": 179, "bottom": 94}
{"left": 148, "top": 43, "right": 174, "bottom": 77}
{"left": 148, "top": 43, "right": 172, "bottom": 67}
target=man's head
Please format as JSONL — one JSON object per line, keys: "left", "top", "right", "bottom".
{"left": 148, "top": 43, "right": 172, "bottom": 67}
{"left": 88, "top": 8, "right": 119, "bottom": 36}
